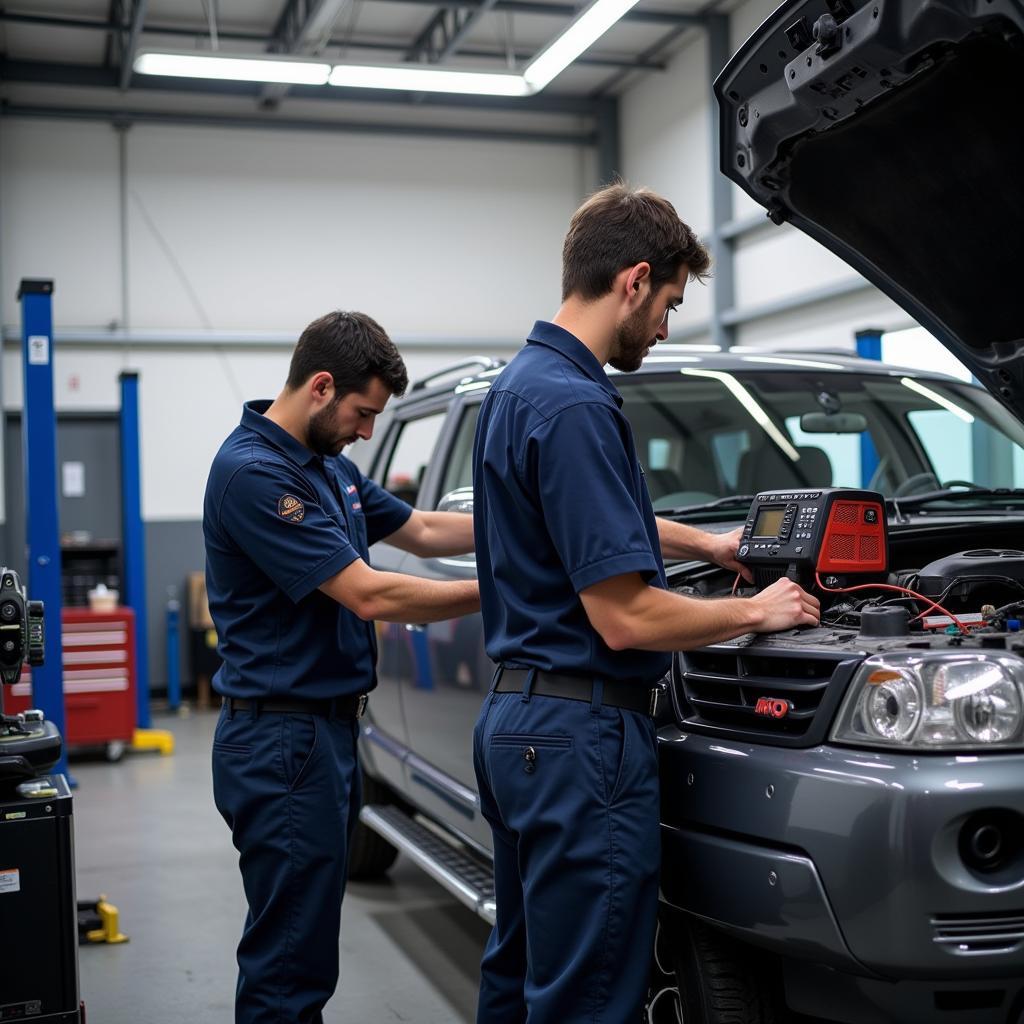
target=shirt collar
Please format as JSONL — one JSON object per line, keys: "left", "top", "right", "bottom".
{"left": 241, "top": 400, "right": 318, "bottom": 467}
{"left": 526, "top": 320, "right": 622, "bottom": 407}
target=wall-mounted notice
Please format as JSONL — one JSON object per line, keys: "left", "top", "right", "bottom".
{"left": 62, "top": 461, "right": 86, "bottom": 498}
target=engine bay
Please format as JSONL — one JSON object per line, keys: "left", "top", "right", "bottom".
{"left": 671, "top": 496, "right": 1024, "bottom": 658}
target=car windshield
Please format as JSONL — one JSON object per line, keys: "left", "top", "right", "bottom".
{"left": 616, "top": 370, "right": 1024, "bottom": 515}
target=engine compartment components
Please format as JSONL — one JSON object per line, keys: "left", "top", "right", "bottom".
{"left": 727, "top": 490, "right": 1024, "bottom": 638}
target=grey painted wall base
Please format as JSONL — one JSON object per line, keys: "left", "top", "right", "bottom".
{"left": 145, "top": 518, "right": 206, "bottom": 698}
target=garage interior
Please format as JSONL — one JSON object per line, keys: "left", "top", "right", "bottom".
{"left": 1, "top": 1, "right": 1018, "bottom": 1022}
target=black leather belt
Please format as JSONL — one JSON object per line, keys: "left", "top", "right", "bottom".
{"left": 495, "top": 668, "right": 665, "bottom": 717}
{"left": 222, "top": 695, "right": 368, "bottom": 719}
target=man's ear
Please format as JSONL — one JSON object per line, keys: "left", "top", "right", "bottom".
{"left": 309, "top": 371, "right": 334, "bottom": 406}
{"left": 623, "top": 262, "right": 652, "bottom": 305}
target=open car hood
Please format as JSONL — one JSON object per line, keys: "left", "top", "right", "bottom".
{"left": 716, "top": 0, "right": 1024, "bottom": 420}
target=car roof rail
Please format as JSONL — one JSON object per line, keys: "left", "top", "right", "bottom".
{"left": 411, "top": 357, "right": 506, "bottom": 392}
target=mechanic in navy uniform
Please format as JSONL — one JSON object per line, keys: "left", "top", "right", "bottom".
{"left": 204, "top": 311, "right": 479, "bottom": 1024}
{"left": 471, "top": 184, "right": 820, "bottom": 1022}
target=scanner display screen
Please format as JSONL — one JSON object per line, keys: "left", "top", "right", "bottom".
{"left": 753, "top": 507, "right": 785, "bottom": 538}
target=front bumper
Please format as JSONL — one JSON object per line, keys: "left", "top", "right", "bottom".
{"left": 658, "top": 728, "right": 1024, "bottom": 982}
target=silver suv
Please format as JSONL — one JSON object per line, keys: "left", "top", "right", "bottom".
{"left": 350, "top": 344, "right": 1024, "bottom": 1024}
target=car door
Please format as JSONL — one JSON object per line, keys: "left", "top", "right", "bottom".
{"left": 395, "top": 397, "right": 494, "bottom": 852}
{"left": 361, "top": 403, "right": 450, "bottom": 798}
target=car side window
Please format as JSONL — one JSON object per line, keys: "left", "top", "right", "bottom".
{"left": 438, "top": 404, "right": 481, "bottom": 499}
{"left": 378, "top": 410, "right": 447, "bottom": 508}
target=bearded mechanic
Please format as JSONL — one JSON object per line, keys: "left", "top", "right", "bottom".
{"left": 470, "top": 183, "right": 821, "bottom": 1023}
{"left": 204, "top": 310, "right": 479, "bottom": 1024}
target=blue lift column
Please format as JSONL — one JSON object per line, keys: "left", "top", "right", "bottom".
{"left": 856, "top": 329, "right": 883, "bottom": 488}
{"left": 119, "top": 371, "right": 150, "bottom": 729}
{"left": 17, "top": 278, "right": 69, "bottom": 778}
{"left": 120, "top": 372, "right": 174, "bottom": 754}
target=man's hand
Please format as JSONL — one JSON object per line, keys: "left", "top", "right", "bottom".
{"left": 748, "top": 578, "right": 820, "bottom": 632}
{"left": 703, "top": 526, "right": 753, "bottom": 583}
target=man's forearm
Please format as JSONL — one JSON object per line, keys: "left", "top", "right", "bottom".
{"left": 363, "top": 574, "right": 479, "bottom": 623}
{"left": 320, "top": 558, "right": 479, "bottom": 622}
{"left": 417, "top": 511, "right": 475, "bottom": 556}
{"left": 387, "top": 510, "right": 475, "bottom": 557}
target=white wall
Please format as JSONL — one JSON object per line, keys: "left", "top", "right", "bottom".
{"left": 1, "top": 118, "right": 583, "bottom": 337}
{"left": 0, "top": 116, "right": 587, "bottom": 521}
{"left": 620, "top": 33, "right": 712, "bottom": 334}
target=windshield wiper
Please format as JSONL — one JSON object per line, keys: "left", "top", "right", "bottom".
{"left": 888, "top": 487, "right": 1024, "bottom": 512}
{"left": 659, "top": 494, "right": 755, "bottom": 516}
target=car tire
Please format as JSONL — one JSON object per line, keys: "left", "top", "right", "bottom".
{"left": 348, "top": 775, "right": 400, "bottom": 880}
{"left": 665, "top": 912, "right": 779, "bottom": 1024}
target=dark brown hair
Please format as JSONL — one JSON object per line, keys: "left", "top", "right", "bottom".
{"left": 286, "top": 311, "right": 409, "bottom": 398}
{"left": 561, "top": 182, "right": 711, "bottom": 301}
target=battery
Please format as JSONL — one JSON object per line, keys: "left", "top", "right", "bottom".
{"left": 0, "top": 775, "right": 80, "bottom": 1023}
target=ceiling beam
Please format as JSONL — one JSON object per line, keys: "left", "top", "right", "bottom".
{"left": 0, "top": 13, "right": 664, "bottom": 70}
{"left": 119, "top": 0, "right": 149, "bottom": 90}
{"left": 0, "top": 2, "right": 700, "bottom": 34}
{"left": 261, "top": 0, "right": 351, "bottom": 105}
{"left": 0, "top": 102, "right": 595, "bottom": 146}
{"left": 268, "top": 0, "right": 351, "bottom": 51}
{"left": 103, "top": 0, "right": 124, "bottom": 69}
{"left": 374, "top": 0, "right": 703, "bottom": 25}
{"left": 591, "top": 17, "right": 693, "bottom": 95}
{"left": 405, "top": 0, "right": 500, "bottom": 64}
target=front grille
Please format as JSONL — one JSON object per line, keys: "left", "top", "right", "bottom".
{"left": 932, "top": 911, "right": 1024, "bottom": 955}
{"left": 675, "top": 646, "right": 855, "bottom": 746}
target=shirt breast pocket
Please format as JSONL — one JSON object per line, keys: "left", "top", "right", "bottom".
{"left": 349, "top": 505, "right": 368, "bottom": 554}
{"left": 330, "top": 505, "right": 367, "bottom": 557}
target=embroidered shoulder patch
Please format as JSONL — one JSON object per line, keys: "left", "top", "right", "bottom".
{"left": 278, "top": 494, "right": 305, "bottom": 522}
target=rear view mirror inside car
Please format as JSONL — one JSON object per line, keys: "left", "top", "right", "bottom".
{"left": 799, "top": 412, "right": 868, "bottom": 433}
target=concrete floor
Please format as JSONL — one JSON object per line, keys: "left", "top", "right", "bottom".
{"left": 72, "top": 710, "right": 491, "bottom": 1023}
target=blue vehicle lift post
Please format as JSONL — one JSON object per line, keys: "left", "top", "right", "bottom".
{"left": 855, "top": 329, "right": 883, "bottom": 487}
{"left": 120, "top": 371, "right": 173, "bottom": 755}
{"left": 17, "top": 278, "right": 70, "bottom": 780}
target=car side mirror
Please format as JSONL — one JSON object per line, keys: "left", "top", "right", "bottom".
{"left": 437, "top": 487, "right": 474, "bottom": 515}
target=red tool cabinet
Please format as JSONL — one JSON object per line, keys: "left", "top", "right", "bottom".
{"left": 7, "top": 608, "right": 137, "bottom": 755}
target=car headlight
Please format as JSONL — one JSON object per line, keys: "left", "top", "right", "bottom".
{"left": 832, "top": 652, "right": 1024, "bottom": 750}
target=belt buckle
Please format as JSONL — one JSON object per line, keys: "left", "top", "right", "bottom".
{"left": 356, "top": 694, "right": 368, "bottom": 719}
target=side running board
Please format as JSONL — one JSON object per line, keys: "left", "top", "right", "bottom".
{"left": 360, "top": 804, "right": 496, "bottom": 924}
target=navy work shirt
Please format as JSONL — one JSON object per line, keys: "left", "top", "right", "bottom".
{"left": 204, "top": 400, "right": 412, "bottom": 700}
{"left": 473, "top": 320, "right": 670, "bottom": 683}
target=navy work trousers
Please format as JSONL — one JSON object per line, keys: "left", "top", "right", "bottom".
{"left": 473, "top": 683, "right": 660, "bottom": 1023}
{"left": 212, "top": 703, "right": 362, "bottom": 1024}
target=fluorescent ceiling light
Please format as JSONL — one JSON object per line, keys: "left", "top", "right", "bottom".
{"left": 523, "top": 0, "right": 642, "bottom": 91}
{"left": 134, "top": 50, "right": 330, "bottom": 86}
{"left": 135, "top": 0, "right": 638, "bottom": 96}
{"left": 329, "top": 64, "right": 530, "bottom": 96}
{"left": 899, "top": 376, "right": 974, "bottom": 423}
